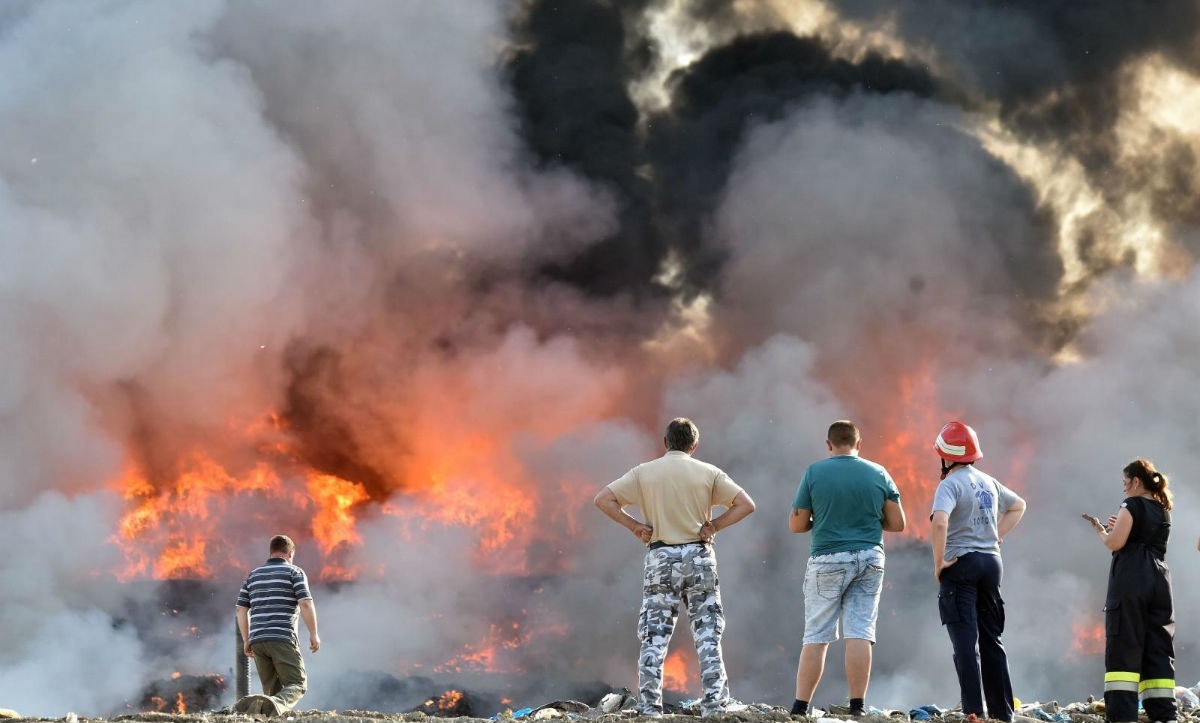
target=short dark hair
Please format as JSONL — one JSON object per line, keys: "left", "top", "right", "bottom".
{"left": 269, "top": 535, "right": 296, "bottom": 556}
{"left": 664, "top": 417, "right": 700, "bottom": 452}
{"left": 827, "top": 420, "right": 860, "bottom": 448}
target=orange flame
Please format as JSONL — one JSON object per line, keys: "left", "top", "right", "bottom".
{"left": 663, "top": 649, "right": 695, "bottom": 693}
{"left": 113, "top": 446, "right": 373, "bottom": 581}
{"left": 1069, "top": 617, "right": 1106, "bottom": 657}
{"left": 174, "top": 692, "right": 187, "bottom": 715}
{"left": 306, "top": 473, "right": 369, "bottom": 580}
{"left": 871, "top": 361, "right": 953, "bottom": 540}
{"left": 395, "top": 429, "right": 530, "bottom": 560}
{"left": 437, "top": 690, "right": 464, "bottom": 711}
{"left": 845, "top": 354, "right": 1031, "bottom": 541}
{"left": 113, "top": 452, "right": 282, "bottom": 579}
{"left": 435, "top": 622, "right": 524, "bottom": 674}
{"left": 307, "top": 473, "right": 369, "bottom": 552}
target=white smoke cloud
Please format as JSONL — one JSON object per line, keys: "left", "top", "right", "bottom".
{"left": 714, "top": 93, "right": 1048, "bottom": 359}
{"left": 0, "top": 608, "right": 150, "bottom": 715}
{"left": 0, "top": 0, "right": 314, "bottom": 505}
{"left": 213, "top": 0, "right": 615, "bottom": 271}
{"left": 0, "top": 491, "right": 152, "bottom": 714}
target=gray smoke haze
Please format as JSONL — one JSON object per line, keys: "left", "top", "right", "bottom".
{"left": 672, "top": 92, "right": 1200, "bottom": 703}
{"left": 2, "top": 0, "right": 1199, "bottom": 717}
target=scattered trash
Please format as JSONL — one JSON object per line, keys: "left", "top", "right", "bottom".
{"left": 597, "top": 689, "right": 637, "bottom": 714}
{"left": 486, "top": 690, "right": 1200, "bottom": 722}
{"left": 1016, "top": 700, "right": 1070, "bottom": 722}
{"left": 534, "top": 701, "right": 591, "bottom": 715}
{"left": 909, "top": 704, "right": 946, "bottom": 720}
{"left": 1177, "top": 687, "right": 1200, "bottom": 709}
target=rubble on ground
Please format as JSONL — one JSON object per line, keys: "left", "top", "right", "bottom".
{"left": 6, "top": 682, "right": 1199, "bottom": 723}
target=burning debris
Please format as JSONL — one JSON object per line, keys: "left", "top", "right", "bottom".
{"left": 411, "top": 690, "right": 473, "bottom": 718}
{"left": 131, "top": 674, "right": 226, "bottom": 715}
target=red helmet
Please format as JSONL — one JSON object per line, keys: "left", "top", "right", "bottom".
{"left": 933, "top": 421, "right": 982, "bottom": 462}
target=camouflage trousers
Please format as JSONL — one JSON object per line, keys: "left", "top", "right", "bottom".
{"left": 637, "top": 543, "right": 730, "bottom": 717}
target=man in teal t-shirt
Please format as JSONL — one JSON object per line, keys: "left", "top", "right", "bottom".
{"left": 788, "top": 421, "right": 905, "bottom": 717}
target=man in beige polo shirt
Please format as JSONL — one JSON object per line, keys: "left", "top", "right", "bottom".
{"left": 594, "top": 417, "right": 756, "bottom": 717}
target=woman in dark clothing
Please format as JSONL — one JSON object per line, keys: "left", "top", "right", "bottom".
{"left": 1083, "top": 459, "right": 1176, "bottom": 723}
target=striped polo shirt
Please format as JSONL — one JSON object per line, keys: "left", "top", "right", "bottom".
{"left": 236, "top": 557, "right": 312, "bottom": 644}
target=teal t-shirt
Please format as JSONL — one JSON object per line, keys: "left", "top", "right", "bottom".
{"left": 792, "top": 455, "right": 900, "bottom": 557}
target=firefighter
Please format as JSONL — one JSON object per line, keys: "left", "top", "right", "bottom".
{"left": 1082, "top": 459, "right": 1176, "bottom": 723}
{"left": 930, "top": 421, "right": 1026, "bottom": 723}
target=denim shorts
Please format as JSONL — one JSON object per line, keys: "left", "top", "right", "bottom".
{"left": 802, "top": 548, "right": 885, "bottom": 644}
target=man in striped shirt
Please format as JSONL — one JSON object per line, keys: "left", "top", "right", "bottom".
{"left": 235, "top": 535, "right": 321, "bottom": 715}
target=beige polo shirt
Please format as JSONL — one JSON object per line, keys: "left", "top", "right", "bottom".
{"left": 608, "top": 450, "right": 744, "bottom": 545}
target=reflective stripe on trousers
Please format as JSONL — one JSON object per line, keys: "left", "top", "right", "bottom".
{"left": 1103, "top": 546, "right": 1176, "bottom": 723}
{"left": 1103, "top": 671, "right": 1139, "bottom": 693}
{"left": 1105, "top": 672, "right": 1176, "bottom": 699}
{"left": 1139, "top": 677, "right": 1176, "bottom": 699}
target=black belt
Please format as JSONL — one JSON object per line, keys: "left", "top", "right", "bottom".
{"left": 648, "top": 540, "right": 709, "bottom": 550}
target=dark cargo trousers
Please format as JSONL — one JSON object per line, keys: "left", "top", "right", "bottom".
{"left": 251, "top": 639, "right": 308, "bottom": 710}
{"left": 937, "top": 552, "right": 1014, "bottom": 722}
{"left": 1103, "top": 549, "right": 1176, "bottom": 723}
{"left": 637, "top": 543, "right": 730, "bottom": 717}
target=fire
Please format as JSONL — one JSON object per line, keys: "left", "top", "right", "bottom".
{"left": 307, "top": 473, "right": 370, "bottom": 580}
{"left": 111, "top": 398, "right": 577, "bottom": 580}
{"left": 146, "top": 691, "right": 187, "bottom": 713}
{"left": 393, "top": 427, "right": 532, "bottom": 562}
{"left": 437, "top": 690, "right": 464, "bottom": 711}
{"left": 113, "top": 453, "right": 283, "bottom": 580}
{"left": 307, "top": 473, "right": 369, "bottom": 552}
{"left": 825, "top": 345, "right": 1032, "bottom": 541}
{"left": 663, "top": 649, "right": 696, "bottom": 692}
{"left": 869, "top": 361, "right": 954, "bottom": 540}
{"left": 1069, "top": 617, "right": 1106, "bottom": 657}
{"left": 435, "top": 622, "right": 524, "bottom": 674}
{"left": 112, "top": 447, "right": 372, "bottom": 581}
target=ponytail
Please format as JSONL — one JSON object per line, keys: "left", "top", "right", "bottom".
{"left": 1124, "top": 459, "right": 1174, "bottom": 510}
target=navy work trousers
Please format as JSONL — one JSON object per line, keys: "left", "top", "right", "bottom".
{"left": 937, "top": 551, "right": 1013, "bottom": 722}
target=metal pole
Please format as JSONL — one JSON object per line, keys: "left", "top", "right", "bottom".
{"left": 236, "top": 618, "right": 252, "bottom": 700}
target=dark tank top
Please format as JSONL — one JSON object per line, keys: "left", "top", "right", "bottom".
{"left": 1120, "top": 496, "right": 1169, "bottom": 558}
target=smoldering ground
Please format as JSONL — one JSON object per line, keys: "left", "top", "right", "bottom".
{"left": 2, "top": 0, "right": 1199, "bottom": 716}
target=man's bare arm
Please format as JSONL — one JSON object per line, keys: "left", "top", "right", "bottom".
{"left": 882, "top": 499, "right": 906, "bottom": 532}
{"left": 789, "top": 507, "right": 813, "bottom": 533}
{"left": 712, "top": 491, "right": 756, "bottom": 531}
{"left": 594, "top": 487, "right": 653, "bottom": 543}
{"left": 236, "top": 605, "right": 253, "bottom": 657}
{"left": 931, "top": 510, "right": 956, "bottom": 581}
{"left": 299, "top": 598, "right": 321, "bottom": 652}
{"left": 997, "top": 496, "right": 1026, "bottom": 542}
